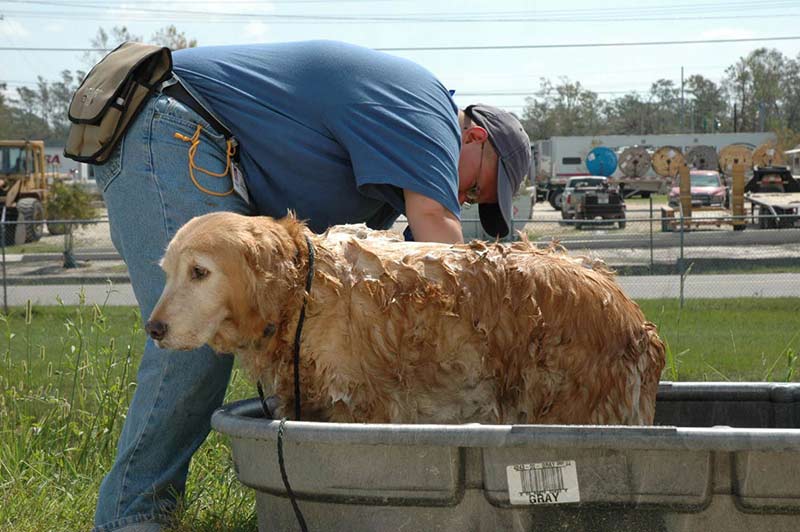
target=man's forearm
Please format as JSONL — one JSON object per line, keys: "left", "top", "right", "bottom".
{"left": 403, "top": 189, "right": 464, "bottom": 244}
{"left": 407, "top": 211, "right": 464, "bottom": 244}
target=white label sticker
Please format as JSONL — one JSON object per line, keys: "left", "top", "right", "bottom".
{"left": 231, "top": 163, "right": 250, "bottom": 205}
{"left": 506, "top": 460, "right": 580, "bottom": 505}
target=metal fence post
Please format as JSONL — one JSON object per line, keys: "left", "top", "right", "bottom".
{"left": 649, "top": 196, "right": 654, "bottom": 273}
{"left": 678, "top": 207, "right": 685, "bottom": 309}
{"left": 1, "top": 207, "right": 6, "bottom": 315}
{"left": 63, "top": 222, "right": 77, "bottom": 269}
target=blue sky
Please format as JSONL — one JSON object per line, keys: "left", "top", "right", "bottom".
{"left": 2, "top": 0, "right": 800, "bottom": 114}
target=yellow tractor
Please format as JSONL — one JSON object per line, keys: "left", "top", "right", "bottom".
{"left": 0, "top": 140, "right": 49, "bottom": 245}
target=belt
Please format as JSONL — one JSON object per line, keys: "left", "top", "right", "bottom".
{"left": 162, "top": 82, "right": 230, "bottom": 140}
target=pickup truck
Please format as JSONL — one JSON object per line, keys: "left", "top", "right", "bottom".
{"left": 561, "top": 176, "right": 626, "bottom": 229}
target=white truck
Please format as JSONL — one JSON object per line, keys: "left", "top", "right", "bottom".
{"left": 534, "top": 132, "right": 777, "bottom": 209}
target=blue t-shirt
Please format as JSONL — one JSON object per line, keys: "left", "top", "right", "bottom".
{"left": 172, "top": 40, "right": 461, "bottom": 233}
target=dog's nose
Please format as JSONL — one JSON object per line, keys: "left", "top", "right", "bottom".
{"left": 146, "top": 320, "right": 168, "bottom": 341}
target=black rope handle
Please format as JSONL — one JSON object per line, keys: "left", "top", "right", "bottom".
{"left": 257, "top": 381, "right": 270, "bottom": 417}
{"left": 278, "top": 418, "right": 309, "bottom": 532}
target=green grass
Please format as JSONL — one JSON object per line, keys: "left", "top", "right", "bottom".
{"left": 0, "top": 295, "right": 257, "bottom": 532}
{"left": 700, "top": 264, "right": 800, "bottom": 274}
{"left": 1, "top": 295, "right": 798, "bottom": 531}
{"left": 2, "top": 238, "right": 64, "bottom": 254}
{"left": 639, "top": 298, "right": 800, "bottom": 381}
{"left": 622, "top": 193, "right": 668, "bottom": 206}
{"left": 612, "top": 261, "right": 800, "bottom": 275}
{"left": 103, "top": 263, "right": 129, "bottom": 274}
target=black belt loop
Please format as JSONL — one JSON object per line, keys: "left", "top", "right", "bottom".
{"left": 162, "top": 81, "right": 232, "bottom": 143}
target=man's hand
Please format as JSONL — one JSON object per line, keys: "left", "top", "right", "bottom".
{"left": 403, "top": 189, "right": 463, "bottom": 244}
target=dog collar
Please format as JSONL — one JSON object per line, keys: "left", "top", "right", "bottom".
{"left": 257, "top": 234, "right": 315, "bottom": 422}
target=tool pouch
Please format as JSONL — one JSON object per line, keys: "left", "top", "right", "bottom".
{"left": 64, "top": 41, "right": 172, "bottom": 164}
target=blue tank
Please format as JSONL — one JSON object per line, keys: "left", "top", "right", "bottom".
{"left": 586, "top": 146, "right": 618, "bottom": 177}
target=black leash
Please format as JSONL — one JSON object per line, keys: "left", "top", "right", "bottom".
{"left": 256, "top": 234, "right": 315, "bottom": 532}
{"left": 256, "top": 234, "right": 315, "bottom": 420}
{"left": 292, "top": 234, "right": 315, "bottom": 421}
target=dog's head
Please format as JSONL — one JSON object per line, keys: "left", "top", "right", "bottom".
{"left": 145, "top": 212, "right": 307, "bottom": 352}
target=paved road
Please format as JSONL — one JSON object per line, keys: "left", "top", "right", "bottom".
{"left": 7, "top": 273, "right": 800, "bottom": 307}
{"left": 619, "top": 273, "right": 800, "bottom": 299}
{"left": 7, "top": 283, "right": 138, "bottom": 307}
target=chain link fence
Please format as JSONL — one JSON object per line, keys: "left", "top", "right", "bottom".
{"left": 464, "top": 199, "right": 800, "bottom": 303}
{"left": 3, "top": 201, "right": 799, "bottom": 309}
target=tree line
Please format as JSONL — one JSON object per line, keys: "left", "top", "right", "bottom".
{"left": 521, "top": 47, "right": 800, "bottom": 148}
{"left": 2, "top": 31, "right": 800, "bottom": 150}
{"left": 0, "top": 26, "right": 196, "bottom": 144}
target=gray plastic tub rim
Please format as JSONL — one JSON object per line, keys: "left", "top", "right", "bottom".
{"left": 211, "top": 384, "right": 800, "bottom": 453}
{"left": 211, "top": 381, "right": 800, "bottom": 532}
{"left": 657, "top": 381, "right": 800, "bottom": 402}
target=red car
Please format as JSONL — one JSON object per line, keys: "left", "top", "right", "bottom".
{"left": 668, "top": 170, "right": 727, "bottom": 208}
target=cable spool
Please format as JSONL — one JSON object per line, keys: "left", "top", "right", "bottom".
{"left": 752, "top": 142, "right": 785, "bottom": 167}
{"left": 651, "top": 146, "right": 686, "bottom": 177}
{"left": 618, "top": 146, "right": 651, "bottom": 177}
{"left": 686, "top": 145, "right": 719, "bottom": 171}
{"left": 719, "top": 144, "right": 753, "bottom": 174}
{"left": 585, "top": 146, "right": 618, "bottom": 177}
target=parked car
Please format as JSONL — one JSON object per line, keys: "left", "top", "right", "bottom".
{"left": 561, "top": 175, "right": 609, "bottom": 220}
{"left": 561, "top": 176, "right": 626, "bottom": 229}
{"left": 576, "top": 187, "right": 626, "bottom": 230}
{"left": 668, "top": 170, "right": 727, "bottom": 208}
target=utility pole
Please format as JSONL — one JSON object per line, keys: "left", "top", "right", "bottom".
{"left": 680, "top": 66, "right": 685, "bottom": 133}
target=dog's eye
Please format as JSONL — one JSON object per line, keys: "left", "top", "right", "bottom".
{"left": 191, "top": 265, "right": 209, "bottom": 280}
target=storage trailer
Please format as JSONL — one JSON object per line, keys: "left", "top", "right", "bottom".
{"left": 745, "top": 166, "right": 800, "bottom": 229}
{"left": 534, "top": 133, "right": 776, "bottom": 209}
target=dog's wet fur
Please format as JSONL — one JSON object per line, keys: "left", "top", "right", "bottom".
{"left": 147, "top": 212, "right": 665, "bottom": 425}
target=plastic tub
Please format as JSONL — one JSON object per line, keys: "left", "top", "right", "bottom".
{"left": 211, "top": 382, "right": 800, "bottom": 532}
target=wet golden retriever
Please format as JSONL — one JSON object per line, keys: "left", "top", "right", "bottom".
{"left": 146, "top": 212, "right": 665, "bottom": 425}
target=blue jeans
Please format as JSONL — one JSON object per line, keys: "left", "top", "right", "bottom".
{"left": 91, "top": 94, "right": 253, "bottom": 532}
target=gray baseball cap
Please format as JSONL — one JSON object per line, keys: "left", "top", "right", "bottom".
{"left": 465, "top": 104, "right": 531, "bottom": 238}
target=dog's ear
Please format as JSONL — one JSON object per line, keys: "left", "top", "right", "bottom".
{"left": 241, "top": 223, "right": 294, "bottom": 279}
{"left": 242, "top": 231, "right": 271, "bottom": 278}
{"left": 238, "top": 220, "right": 300, "bottom": 325}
